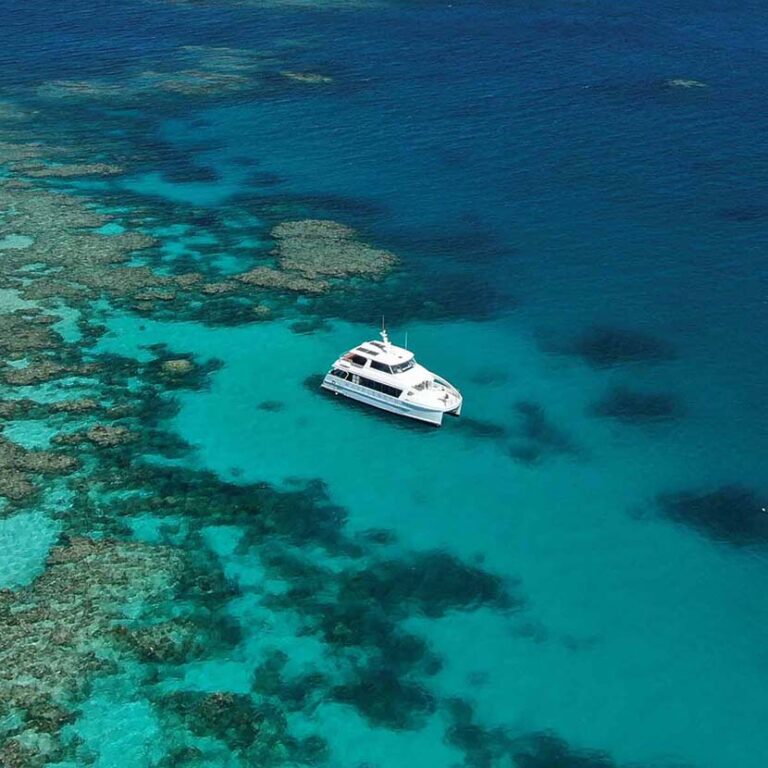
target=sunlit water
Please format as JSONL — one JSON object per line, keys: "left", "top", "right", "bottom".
{"left": 2, "top": 0, "right": 768, "bottom": 766}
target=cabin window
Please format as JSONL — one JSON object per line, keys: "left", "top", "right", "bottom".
{"left": 391, "top": 359, "right": 415, "bottom": 373}
{"left": 330, "top": 368, "right": 348, "bottom": 379}
{"left": 358, "top": 376, "right": 402, "bottom": 398}
{"left": 350, "top": 354, "right": 367, "bottom": 367}
{"left": 370, "top": 360, "right": 392, "bottom": 374}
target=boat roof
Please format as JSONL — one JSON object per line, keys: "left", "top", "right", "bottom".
{"left": 350, "top": 340, "right": 413, "bottom": 365}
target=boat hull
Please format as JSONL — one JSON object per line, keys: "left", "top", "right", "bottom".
{"left": 321, "top": 375, "right": 451, "bottom": 426}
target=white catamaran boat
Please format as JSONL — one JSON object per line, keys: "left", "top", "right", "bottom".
{"left": 321, "top": 328, "right": 462, "bottom": 426}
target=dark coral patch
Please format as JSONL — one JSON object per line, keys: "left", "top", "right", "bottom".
{"left": 590, "top": 386, "right": 682, "bottom": 423}
{"left": 509, "top": 731, "right": 621, "bottom": 767}
{"left": 445, "top": 698, "right": 632, "bottom": 768}
{"left": 657, "top": 486, "right": 768, "bottom": 548}
{"left": 569, "top": 326, "right": 675, "bottom": 368}
{"left": 338, "top": 550, "right": 517, "bottom": 619}
{"left": 508, "top": 401, "right": 577, "bottom": 464}
{"left": 332, "top": 666, "right": 436, "bottom": 730}
{"left": 159, "top": 691, "right": 329, "bottom": 765}
{"left": 257, "top": 399, "right": 284, "bottom": 412}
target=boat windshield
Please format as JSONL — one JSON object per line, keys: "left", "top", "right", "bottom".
{"left": 391, "top": 358, "right": 415, "bottom": 374}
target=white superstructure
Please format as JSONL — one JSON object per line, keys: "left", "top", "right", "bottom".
{"left": 321, "top": 328, "right": 462, "bottom": 426}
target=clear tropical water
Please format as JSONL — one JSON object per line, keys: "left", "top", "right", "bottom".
{"left": 1, "top": 1, "right": 767, "bottom": 766}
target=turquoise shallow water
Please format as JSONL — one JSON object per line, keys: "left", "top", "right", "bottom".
{"left": 1, "top": 0, "right": 768, "bottom": 766}
{"left": 92, "top": 307, "right": 768, "bottom": 767}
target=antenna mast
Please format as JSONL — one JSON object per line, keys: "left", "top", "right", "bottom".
{"left": 380, "top": 315, "right": 390, "bottom": 346}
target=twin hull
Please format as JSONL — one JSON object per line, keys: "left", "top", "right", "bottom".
{"left": 321, "top": 374, "right": 460, "bottom": 426}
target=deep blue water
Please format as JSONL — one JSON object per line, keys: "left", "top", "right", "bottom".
{"left": 1, "top": 0, "right": 768, "bottom": 766}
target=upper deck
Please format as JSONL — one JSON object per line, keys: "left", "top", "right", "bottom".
{"left": 341, "top": 339, "right": 416, "bottom": 375}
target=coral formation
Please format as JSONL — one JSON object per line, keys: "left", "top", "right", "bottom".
{"left": 0, "top": 436, "right": 78, "bottom": 501}
{"left": 0, "top": 538, "right": 184, "bottom": 757}
{"left": 10, "top": 161, "right": 123, "bottom": 178}
{"left": 37, "top": 45, "right": 287, "bottom": 105}
{"left": 237, "top": 265, "right": 328, "bottom": 294}
{"left": 272, "top": 219, "right": 397, "bottom": 279}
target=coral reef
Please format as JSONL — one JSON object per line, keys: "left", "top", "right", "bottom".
{"left": 0, "top": 436, "right": 78, "bottom": 501}
{"left": 0, "top": 538, "right": 183, "bottom": 756}
{"left": 37, "top": 45, "right": 287, "bottom": 105}
{"left": 272, "top": 219, "right": 397, "bottom": 279}
{"left": 0, "top": 310, "right": 63, "bottom": 358}
{"left": 10, "top": 161, "right": 124, "bottom": 178}
{"left": 237, "top": 265, "right": 328, "bottom": 294}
